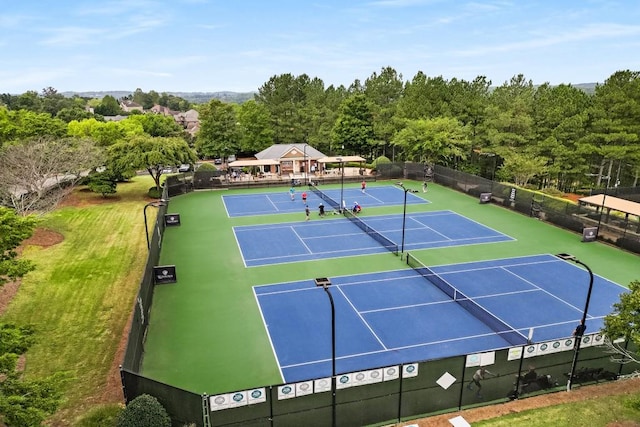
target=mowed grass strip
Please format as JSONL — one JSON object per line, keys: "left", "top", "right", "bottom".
{"left": 474, "top": 390, "right": 640, "bottom": 426}
{"left": 1, "top": 177, "right": 155, "bottom": 424}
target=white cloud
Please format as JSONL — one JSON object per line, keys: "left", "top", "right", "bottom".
{"left": 41, "top": 27, "right": 104, "bottom": 46}
{"left": 0, "top": 14, "right": 38, "bottom": 29}
{"left": 76, "top": 0, "right": 160, "bottom": 17}
{"left": 0, "top": 68, "right": 75, "bottom": 90}
{"left": 106, "top": 67, "right": 173, "bottom": 78}
{"left": 109, "top": 16, "right": 167, "bottom": 39}
{"left": 367, "top": 0, "right": 442, "bottom": 7}
{"left": 454, "top": 23, "right": 640, "bottom": 57}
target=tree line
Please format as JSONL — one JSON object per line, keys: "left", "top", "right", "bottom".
{"left": 1, "top": 68, "right": 639, "bottom": 216}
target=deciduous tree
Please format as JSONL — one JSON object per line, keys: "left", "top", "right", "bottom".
{"left": 331, "top": 93, "right": 375, "bottom": 156}
{"left": 109, "top": 135, "right": 197, "bottom": 192}
{"left": 126, "top": 114, "right": 184, "bottom": 137}
{"left": 0, "top": 108, "right": 67, "bottom": 146}
{"left": 602, "top": 280, "right": 640, "bottom": 365}
{"left": 94, "top": 95, "right": 122, "bottom": 116}
{"left": 236, "top": 100, "right": 273, "bottom": 154}
{"left": 0, "top": 138, "right": 104, "bottom": 215}
{"left": 195, "top": 100, "right": 240, "bottom": 160}
{"left": 391, "top": 117, "right": 470, "bottom": 165}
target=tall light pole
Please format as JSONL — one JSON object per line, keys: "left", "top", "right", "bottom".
{"left": 303, "top": 143, "right": 309, "bottom": 185}
{"left": 396, "top": 182, "right": 418, "bottom": 254}
{"left": 478, "top": 151, "right": 496, "bottom": 192}
{"left": 596, "top": 175, "right": 611, "bottom": 238}
{"left": 315, "top": 278, "right": 336, "bottom": 427}
{"left": 555, "top": 253, "right": 594, "bottom": 391}
{"left": 337, "top": 157, "right": 344, "bottom": 213}
{"left": 144, "top": 199, "right": 167, "bottom": 250}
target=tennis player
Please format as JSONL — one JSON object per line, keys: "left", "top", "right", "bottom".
{"left": 467, "top": 367, "right": 497, "bottom": 398}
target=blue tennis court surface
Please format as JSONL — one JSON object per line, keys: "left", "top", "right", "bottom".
{"left": 223, "top": 186, "right": 426, "bottom": 217}
{"left": 254, "top": 254, "right": 628, "bottom": 383}
{"left": 234, "top": 211, "right": 514, "bottom": 267}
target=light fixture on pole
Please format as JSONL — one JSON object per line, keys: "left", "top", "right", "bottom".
{"left": 144, "top": 199, "right": 168, "bottom": 250}
{"left": 315, "top": 277, "right": 336, "bottom": 427}
{"left": 555, "top": 253, "right": 594, "bottom": 391}
{"left": 396, "top": 182, "right": 418, "bottom": 254}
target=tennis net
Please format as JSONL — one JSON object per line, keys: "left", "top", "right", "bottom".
{"left": 405, "top": 253, "right": 528, "bottom": 346}
{"left": 308, "top": 185, "right": 341, "bottom": 210}
{"left": 343, "top": 208, "right": 399, "bottom": 255}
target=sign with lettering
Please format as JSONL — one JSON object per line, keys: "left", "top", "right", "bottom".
{"left": 582, "top": 227, "right": 598, "bottom": 242}
{"left": 164, "top": 213, "right": 181, "bottom": 226}
{"left": 153, "top": 265, "right": 177, "bottom": 284}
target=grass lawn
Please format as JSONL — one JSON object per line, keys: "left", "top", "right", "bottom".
{"left": 1, "top": 176, "right": 156, "bottom": 425}
{"left": 474, "top": 390, "right": 640, "bottom": 426}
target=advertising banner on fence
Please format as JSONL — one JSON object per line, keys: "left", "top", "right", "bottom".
{"left": 582, "top": 226, "right": 598, "bottom": 242}
{"left": 153, "top": 265, "right": 177, "bottom": 284}
{"left": 164, "top": 213, "right": 181, "bottom": 226}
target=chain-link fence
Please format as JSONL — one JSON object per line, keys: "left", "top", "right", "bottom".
{"left": 378, "top": 163, "right": 640, "bottom": 255}
{"left": 120, "top": 166, "right": 639, "bottom": 426}
{"left": 196, "top": 338, "right": 632, "bottom": 427}
{"left": 165, "top": 170, "right": 375, "bottom": 193}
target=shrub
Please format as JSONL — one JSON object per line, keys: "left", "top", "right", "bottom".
{"left": 147, "top": 186, "right": 162, "bottom": 198}
{"left": 197, "top": 162, "right": 216, "bottom": 171}
{"left": 87, "top": 173, "right": 117, "bottom": 197}
{"left": 541, "top": 187, "right": 564, "bottom": 197}
{"left": 371, "top": 156, "right": 391, "bottom": 170}
{"left": 116, "top": 394, "right": 171, "bottom": 427}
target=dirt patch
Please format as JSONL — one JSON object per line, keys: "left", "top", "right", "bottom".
{"left": 23, "top": 228, "right": 64, "bottom": 248}
{"left": 100, "top": 309, "right": 131, "bottom": 403}
{"left": 563, "top": 193, "right": 583, "bottom": 203}
{"left": 397, "top": 377, "right": 640, "bottom": 426}
{"left": 58, "top": 188, "right": 121, "bottom": 208}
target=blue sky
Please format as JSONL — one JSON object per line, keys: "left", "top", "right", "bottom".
{"left": 2, "top": 0, "right": 640, "bottom": 94}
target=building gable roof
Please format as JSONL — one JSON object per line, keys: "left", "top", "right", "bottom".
{"left": 256, "top": 144, "right": 325, "bottom": 160}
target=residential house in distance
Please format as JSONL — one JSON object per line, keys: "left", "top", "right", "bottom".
{"left": 149, "top": 104, "right": 175, "bottom": 116}
{"left": 101, "top": 102, "right": 201, "bottom": 136}
{"left": 103, "top": 115, "right": 128, "bottom": 122}
{"left": 148, "top": 105, "right": 199, "bottom": 136}
{"left": 174, "top": 109, "right": 200, "bottom": 137}
{"left": 120, "top": 100, "right": 144, "bottom": 113}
